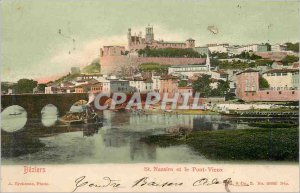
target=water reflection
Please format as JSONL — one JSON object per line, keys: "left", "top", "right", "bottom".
{"left": 41, "top": 104, "right": 58, "bottom": 127}
{"left": 1, "top": 109, "right": 298, "bottom": 164}
{"left": 1, "top": 105, "right": 27, "bottom": 132}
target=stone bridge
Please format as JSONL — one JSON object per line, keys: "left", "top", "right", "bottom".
{"left": 1, "top": 93, "right": 89, "bottom": 118}
{"left": 1, "top": 93, "right": 150, "bottom": 118}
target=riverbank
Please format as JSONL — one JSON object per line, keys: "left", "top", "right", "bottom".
{"left": 144, "top": 109, "right": 219, "bottom": 115}
{"left": 141, "top": 127, "right": 299, "bottom": 161}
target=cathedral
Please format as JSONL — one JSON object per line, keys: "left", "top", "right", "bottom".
{"left": 127, "top": 25, "right": 195, "bottom": 52}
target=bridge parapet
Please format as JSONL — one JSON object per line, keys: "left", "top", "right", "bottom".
{"left": 1, "top": 93, "right": 89, "bottom": 118}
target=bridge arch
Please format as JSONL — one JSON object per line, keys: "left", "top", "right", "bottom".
{"left": 1, "top": 105, "right": 27, "bottom": 132}
{"left": 1, "top": 93, "right": 89, "bottom": 118}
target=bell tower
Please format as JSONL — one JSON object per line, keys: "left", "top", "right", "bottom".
{"left": 145, "top": 25, "right": 154, "bottom": 42}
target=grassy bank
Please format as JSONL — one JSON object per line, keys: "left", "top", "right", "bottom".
{"left": 142, "top": 127, "right": 299, "bottom": 161}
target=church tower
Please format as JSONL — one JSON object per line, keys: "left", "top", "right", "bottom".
{"left": 127, "top": 28, "right": 132, "bottom": 49}
{"left": 145, "top": 25, "right": 154, "bottom": 42}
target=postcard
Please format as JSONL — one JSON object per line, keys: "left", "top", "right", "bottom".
{"left": 1, "top": 0, "right": 299, "bottom": 192}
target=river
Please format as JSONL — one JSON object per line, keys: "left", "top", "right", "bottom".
{"left": 1, "top": 105, "right": 298, "bottom": 164}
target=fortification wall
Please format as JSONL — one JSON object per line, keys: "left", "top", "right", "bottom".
{"left": 100, "top": 55, "right": 206, "bottom": 75}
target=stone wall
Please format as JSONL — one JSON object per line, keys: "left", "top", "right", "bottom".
{"left": 100, "top": 55, "right": 206, "bottom": 75}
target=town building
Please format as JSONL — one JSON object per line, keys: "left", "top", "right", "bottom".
{"left": 227, "top": 44, "right": 268, "bottom": 55}
{"left": 102, "top": 78, "right": 132, "bottom": 93}
{"left": 168, "top": 64, "right": 209, "bottom": 77}
{"left": 207, "top": 45, "right": 228, "bottom": 53}
{"left": 159, "top": 75, "right": 179, "bottom": 97}
{"left": 151, "top": 73, "right": 161, "bottom": 92}
{"left": 262, "top": 68, "right": 299, "bottom": 90}
{"left": 128, "top": 77, "right": 153, "bottom": 93}
{"left": 271, "top": 44, "right": 287, "bottom": 52}
{"left": 235, "top": 69, "right": 299, "bottom": 102}
{"left": 168, "top": 55, "right": 211, "bottom": 77}
{"left": 271, "top": 61, "right": 284, "bottom": 69}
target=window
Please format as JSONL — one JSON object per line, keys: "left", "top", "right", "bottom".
{"left": 292, "top": 91, "right": 295, "bottom": 94}
{"left": 279, "top": 91, "right": 282, "bottom": 94}
{"left": 267, "top": 92, "right": 269, "bottom": 94}
{"left": 282, "top": 72, "right": 287, "bottom": 76}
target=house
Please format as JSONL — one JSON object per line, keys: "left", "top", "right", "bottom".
{"left": 271, "top": 61, "right": 284, "bottom": 69}
{"left": 271, "top": 44, "right": 287, "bottom": 52}
{"left": 102, "top": 79, "right": 131, "bottom": 93}
{"left": 168, "top": 64, "right": 209, "bottom": 77}
{"left": 262, "top": 69, "right": 299, "bottom": 90}
{"left": 76, "top": 73, "right": 103, "bottom": 81}
{"left": 128, "top": 77, "right": 153, "bottom": 93}
{"left": 151, "top": 73, "right": 161, "bottom": 92}
{"left": 160, "top": 75, "right": 179, "bottom": 97}
{"left": 235, "top": 69, "right": 299, "bottom": 102}
{"left": 207, "top": 45, "right": 228, "bottom": 53}
{"left": 45, "top": 82, "right": 59, "bottom": 94}
{"left": 90, "top": 82, "right": 103, "bottom": 93}
{"left": 211, "top": 70, "right": 229, "bottom": 81}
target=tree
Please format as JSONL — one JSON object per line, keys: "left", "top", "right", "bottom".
{"left": 282, "top": 55, "right": 299, "bottom": 65}
{"left": 286, "top": 42, "right": 299, "bottom": 53}
{"left": 178, "top": 80, "right": 188, "bottom": 87}
{"left": 264, "top": 43, "right": 271, "bottom": 51}
{"left": 37, "top": 84, "right": 47, "bottom": 93}
{"left": 192, "top": 75, "right": 212, "bottom": 97}
{"left": 259, "top": 76, "right": 270, "bottom": 89}
{"left": 14, "top": 79, "right": 37, "bottom": 94}
{"left": 210, "top": 80, "right": 230, "bottom": 97}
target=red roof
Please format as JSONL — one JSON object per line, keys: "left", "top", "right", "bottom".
{"left": 292, "top": 62, "right": 299, "bottom": 68}
{"left": 236, "top": 69, "right": 259, "bottom": 75}
{"left": 264, "top": 68, "right": 298, "bottom": 74}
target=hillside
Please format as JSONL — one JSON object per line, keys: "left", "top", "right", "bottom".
{"left": 81, "top": 58, "right": 101, "bottom": 74}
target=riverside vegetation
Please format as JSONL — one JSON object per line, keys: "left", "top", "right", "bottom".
{"left": 142, "top": 127, "right": 299, "bottom": 161}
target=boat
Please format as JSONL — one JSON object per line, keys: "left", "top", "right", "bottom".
{"left": 9, "top": 112, "right": 22, "bottom": 116}
{"left": 84, "top": 113, "right": 103, "bottom": 125}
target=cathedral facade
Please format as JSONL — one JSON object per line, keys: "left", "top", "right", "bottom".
{"left": 127, "top": 25, "right": 195, "bottom": 51}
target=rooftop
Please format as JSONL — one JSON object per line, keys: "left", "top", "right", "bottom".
{"left": 236, "top": 69, "right": 259, "bottom": 75}
{"left": 263, "top": 68, "right": 299, "bottom": 74}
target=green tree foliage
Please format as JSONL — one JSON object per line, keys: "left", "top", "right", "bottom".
{"left": 264, "top": 43, "right": 271, "bottom": 51}
{"left": 211, "top": 52, "right": 229, "bottom": 59}
{"left": 255, "top": 59, "right": 273, "bottom": 66}
{"left": 259, "top": 76, "right": 270, "bottom": 89}
{"left": 218, "top": 60, "right": 256, "bottom": 70}
{"left": 82, "top": 58, "right": 101, "bottom": 73}
{"left": 1, "top": 82, "right": 14, "bottom": 92}
{"left": 286, "top": 42, "right": 299, "bottom": 53}
{"left": 37, "top": 84, "right": 47, "bottom": 93}
{"left": 236, "top": 52, "right": 262, "bottom": 60}
{"left": 178, "top": 80, "right": 188, "bottom": 87}
{"left": 138, "top": 47, "right": 203, "bottom": 58}
{"left": 14, "top": 79, "right": 37, "bottom": 94}
{"left": 282, "top": 55, "right": 299, "bottom": 65}
{"left": 192, "top": 75, "right": 212, "bottom": 97}
{"left": 211, "top": 80, "right": 230, "bottom": 97}
{"left": 139, "top": 63, "right": 169, "bottom": 74}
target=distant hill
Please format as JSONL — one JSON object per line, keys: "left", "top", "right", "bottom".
{"left": 81, "top": 58, "right": 101, "bottom": 74}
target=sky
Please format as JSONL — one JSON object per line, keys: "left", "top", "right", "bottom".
{"left": 1, "top": 0, "right": 299, "bottom": 83}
